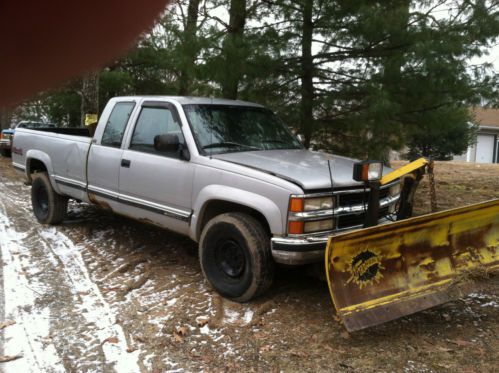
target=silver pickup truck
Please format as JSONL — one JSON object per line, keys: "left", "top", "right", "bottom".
{"left": 12, "top": 96, "right": 400, "bottom": 301}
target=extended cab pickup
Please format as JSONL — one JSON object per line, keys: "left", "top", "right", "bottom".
{"left": 12, "top": 96, "right": 400, "bottom": 301}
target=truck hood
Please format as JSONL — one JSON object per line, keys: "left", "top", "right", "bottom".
{"left": 213, "top": 149, "right": 389, "bottom": 191}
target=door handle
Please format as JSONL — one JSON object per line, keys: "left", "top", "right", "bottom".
{"left": 121, "top": 159, "right": 131, "bottom": 168}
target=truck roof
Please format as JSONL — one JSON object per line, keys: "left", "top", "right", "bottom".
{"left": 112, "top": 96, "right": 265, "bottom": 108}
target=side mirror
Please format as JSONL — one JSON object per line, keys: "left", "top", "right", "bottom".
{"left": 154, "top": 134, "right": 179, "bottom": 152}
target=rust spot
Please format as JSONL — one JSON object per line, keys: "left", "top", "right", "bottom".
{"left": 426, "top": 272, "right": 438, "bottom": 281}
{"left": 487, "top": 244, "right": 499, "bottom": 253}
{"left": 88, "top": 193, "right": 113, "bottom": 211}
{"left": 138, "top": 217, "right": 156, "bottom": 226}
{"left": 419, "top": 261, "right": 436, "bottom": 272}
{"left": 326, "top": 199, "right": 499, "bottom": 332}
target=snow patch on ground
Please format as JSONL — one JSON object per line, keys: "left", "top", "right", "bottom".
{"left": 0, "top": 207, "right": 65, "bottom": 372}
{"left": 39, "top": 227, "right": 141, "bottom": 372}
{"left": 223, "top": 307, "right": 254, "bottom": 325}
{"left": 224, "top": 309, "right": 239, "bottom": 323}
{"left": 480, "top": 301, "right": 499, "bottom": 308}
{"left": 243, "top": 309, "right": 254, "bottom": 324}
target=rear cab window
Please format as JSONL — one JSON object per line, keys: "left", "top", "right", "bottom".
{"left": 101, "top": 102, "right": 136, "bottom": 147}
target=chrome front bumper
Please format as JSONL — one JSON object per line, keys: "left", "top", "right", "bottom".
{"left": 271, "top": 216, "right": 396, "bottom": 265}
{"left": 271, "top": 235, "right": 329, "bottom": 265}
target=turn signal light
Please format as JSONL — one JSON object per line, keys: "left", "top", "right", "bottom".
{"left": 288, "top": 221, "right": 304, "bottom": 234}
{"left": 289, "top": 197, "right": 304, "bottom": 212}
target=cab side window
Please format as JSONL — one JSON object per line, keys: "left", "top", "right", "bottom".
{"left": 130, "top": 106, "right": 184, "bottom": 157}
{"left": 101, "top": 102, "right": 135, "bottom": 147}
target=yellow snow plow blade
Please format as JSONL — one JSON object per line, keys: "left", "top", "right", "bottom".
{"left": 326, "top": 199, "right": 499, "bottom": 332}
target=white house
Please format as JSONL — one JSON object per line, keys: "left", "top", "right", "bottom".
{"left": 454, "top": 107, "right": 499, "bottom": 164}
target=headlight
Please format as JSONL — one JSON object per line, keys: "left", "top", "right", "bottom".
{"left": 353, "top": 161, "right": 383, "bottom": 182}
{"left": 304, "top": 219, "right": 334, "bottom": 233}
{"left": 389, "top": 183, "right": 401, "bottom": 196}
{"left": 289, "top": 196, "right": 334, "bottom": 212}
{"left": 288, "top": 196, "right": 336, "bottom": 234}
{"left": 304, "top": 197, "right": 334, "bottom": 211}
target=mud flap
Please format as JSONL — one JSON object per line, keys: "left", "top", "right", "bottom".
{"left": 326, "top": 199, "right": 499, "bottom": 332}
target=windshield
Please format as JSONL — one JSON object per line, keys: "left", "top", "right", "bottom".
{"left": 183, "top": 104, "right": 302, "bottom": 154}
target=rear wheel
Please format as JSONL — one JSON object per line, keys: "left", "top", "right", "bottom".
{"left": 0, "top": 148, "right": 10, "bottom": 157}
{"left": 199, "top": 212, "right": 274, "bottom": 302}
{"left": 31, "top": 172, "right": 68, "bottom": 224}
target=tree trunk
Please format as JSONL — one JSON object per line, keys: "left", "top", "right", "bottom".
{"left": 80, "top": 72, "right": 99, "bottom": 128}
{"left": 300, "top": 0, "right": 314, "bottom": 148}
{"left": 382, "top": 0, "right": 409, "bottom": 89}
{"left": 221, "top": 0, "right": 246, "bottom": 100}
{"left": 178, "top": 0, "right": 201, "bottom": 95}
{"left": 376, "top": 0, "right": 410, "bottom": 163}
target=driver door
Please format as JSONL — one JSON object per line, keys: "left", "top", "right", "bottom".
{"left": 117, "top": 101, "right": 194, "bottom": 235}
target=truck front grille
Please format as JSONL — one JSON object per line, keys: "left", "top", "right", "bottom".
{"left": 338, "top": 188, "right": 390, "bottom": 207}
{"left": 337, "top": 206, "right": 390, "bottom": 229}
{"left": 287, "top": 183, "right": 399, "bottom": 237}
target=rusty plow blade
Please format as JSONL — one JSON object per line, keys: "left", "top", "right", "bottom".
{"left": 325, "top": 199, "right": 499, "bottom": 332}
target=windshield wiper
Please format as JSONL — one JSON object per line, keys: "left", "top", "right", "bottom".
{"left": 262, "top": 139, "right": 302, "bottom": 149}
{"left": 202, "top": 142, "right": 260, "bottom": 150}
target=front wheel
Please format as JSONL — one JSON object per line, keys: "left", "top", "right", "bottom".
{"left": 199, "top": 212, "right": 274, "bottom": 302}
{"left": 31, "top": 172, "right": 68, "bottom": 224}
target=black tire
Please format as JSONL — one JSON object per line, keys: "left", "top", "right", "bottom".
{"left": 31, "top": 172, "right": 68, "bottom": 224}
{"left": 0, "top": 148, "right": 10, "bottom": 157}
{"left": 199, "top": 212, "right": 274, "bottom": 302}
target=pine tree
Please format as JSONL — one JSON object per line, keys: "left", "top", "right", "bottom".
{"left": 10, "top": 0, "right": 499, "bottom": 161}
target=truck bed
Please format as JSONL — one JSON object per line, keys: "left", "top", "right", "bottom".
{"left": 12, "top": 127, "right": 92, "bottom": 203}
{"left": 33, "top": 127, "right": 90, "bottom": 136}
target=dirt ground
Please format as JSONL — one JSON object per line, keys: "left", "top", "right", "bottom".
{"left": 0, "top": 157, "right": 498, "bottom": 372}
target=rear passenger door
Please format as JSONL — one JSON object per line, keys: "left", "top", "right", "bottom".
{"left": 87, "top": 101, "right": 136, "bottom": 209}
{"left": 117, "top": 101, "right": 194, "bottom": 235}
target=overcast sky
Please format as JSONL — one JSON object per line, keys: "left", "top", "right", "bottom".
{"left": 473, "top": 44, "right": 499, "bottom": 72}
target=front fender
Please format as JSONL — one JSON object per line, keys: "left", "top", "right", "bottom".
{"left": 25, "top": 150, "right": 61, "bottom": 194}
{"left": 190, "top": 184, "right": 284, "bottom": 241}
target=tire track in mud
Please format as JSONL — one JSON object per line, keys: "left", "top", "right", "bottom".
{"left": 0, "top": 174, "right": 140, "bottom": 372}
{"left": 0, "top": 204, "right": 65, "bottom": 372}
